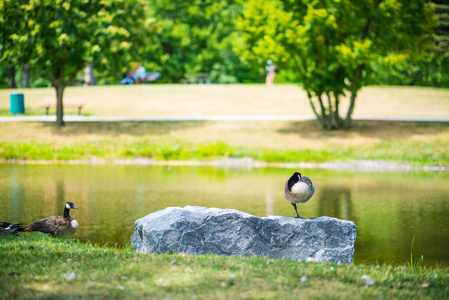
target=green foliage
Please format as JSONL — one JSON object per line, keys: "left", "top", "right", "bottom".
{"left": 1, "top": 235, "right": 449, "bottom": 299}
{"left": 1, "top": 0, "right": 446, "bottom": 89}
{"left": 355, "top": 138, "right": 449, "bottom": 166}
{"left": 2, "top": 133, "right": 448, "bottom": 166}
{"left": 236, "top": 0, "right": 436, "bottom": 129}
{"left": 194, "top": 141, "right": 232, "bottom": 158}
{"left": 0, "top": 142, "right": 103, "bottom": 160}
{"left": 370, "top": 1, "right": 449, "bottom": 87}
{"left": 408, "top": 235, "right": 424, "bottom": 269}
{"left": 0, "top": 65, "right": 9, "bottom": 88}
{"left": 433, "top": 1, "right": 449, "bottom": 55}
{"left": 118, "top": 141, "right": 234, "bottom": 161}
{"left": 0, "top": 0, "right": 151, "bottom": 125}
{"left": 142, "top": 0, "right": 261, "bottom": 83}
{"left": 259, "top": 149, "right": 335, "bottom": 163}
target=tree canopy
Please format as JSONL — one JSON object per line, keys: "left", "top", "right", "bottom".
{"left": 141, "top": 0, "right": 260, "bottom": 83}
{"left": 236, "top": 0, "right": 436, "bottom": 129}
{"left": 0, "top": 0, "right": 444, "bottom": 130}
{"left": 0, "top": 0, "right": 150, "bottom": 126}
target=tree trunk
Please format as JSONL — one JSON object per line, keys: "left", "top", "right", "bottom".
{"left": 317, "top": 94, "right": 327, "bottom": 121}
{"left": 327, "top": 92, "right": 339, "bottom": 129}
{"left": 9, "top": 66, "right": 16, "bottom": 88}
{"left": 345, "top": 92, "right": 357, "bottom": 129}
{"left": 23, "top": 65, "right": 30, "bottom": 88}
{"left": 317, "top": 94, "right": 332, "bottom": 129}
{"left": 334, "top": 94, "right": 340, "bottom": 127}
{"left": 307, "top": 94, "right": 327, "bottom": 128}
{"left": 55, "top": 84, "right": 65, "bottom": 127}
{"left": 51, "top": 63, "right": 84, "bottom": 126}
{"left": 87, "top": 62, "right": 96, "bottom": 85}
{"left": 344, "top": 65, "right": 364, "bottom": 128}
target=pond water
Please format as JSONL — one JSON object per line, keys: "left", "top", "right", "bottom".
{"left": 1, "top": 164, "right": 448, "bottom": 266}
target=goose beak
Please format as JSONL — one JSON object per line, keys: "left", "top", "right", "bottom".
{"left": 73, "top": 205, "right": 78, "bottom": 210}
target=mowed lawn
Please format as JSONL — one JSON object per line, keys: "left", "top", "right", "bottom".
{"left": 1, "top": 84, "right": 448, "bottom": 165}
{"left": 1, "top": 235, "right": 448, "bottom": 300}
{"left": 1, "top": 119, "right": 448, "bottom": 165}
{"left": 1, "top": 84, "right": 449, "bottom": 117}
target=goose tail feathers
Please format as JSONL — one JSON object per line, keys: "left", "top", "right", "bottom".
{"left": 0, "top": 222, "right": 25, "bottom": 234}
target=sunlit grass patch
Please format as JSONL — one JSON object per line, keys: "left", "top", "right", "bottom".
{"left": 1, "top": 120, "right": 449, "bottom": 166}
{"left": 1, "top": 235, "right": 448, "bottom": 299}
{"left": 2, "top": 85, "right": 449, "bottom": 118}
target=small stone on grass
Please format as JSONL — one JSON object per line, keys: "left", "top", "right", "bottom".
{"left": 63, "top": 272, "right": 76, "bottom": 280}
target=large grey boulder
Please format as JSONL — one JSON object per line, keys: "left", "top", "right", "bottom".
{"left": 130, "top": 206, "right": 357, "bottom": 264}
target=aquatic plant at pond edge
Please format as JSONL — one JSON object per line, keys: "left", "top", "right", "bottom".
{"left": 408, "top": 234, "right": 424, "bottom": 269}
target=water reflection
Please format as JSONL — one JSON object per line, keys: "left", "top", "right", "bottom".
{"left": 265, "top": 191, "right": 273, "bottom": 216}
{"left": 1, "top": 164, "right": 448, "bottom": 266}
{"left": 317, "top": 187, "right": 354, "bottom": 221}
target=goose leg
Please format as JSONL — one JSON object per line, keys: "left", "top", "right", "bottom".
{"left": 292, "top": 203, "right": 303, "bottom": 219}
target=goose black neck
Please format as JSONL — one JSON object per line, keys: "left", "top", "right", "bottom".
{"left": 64, "top": 207, "right": 73, "bottom": 221}
{"left": 287, "top": 175, "right": 298, "bottom": 191}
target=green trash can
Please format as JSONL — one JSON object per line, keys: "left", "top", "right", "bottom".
{"left": 10, "top": 93, "right": 25, "bottom": 114}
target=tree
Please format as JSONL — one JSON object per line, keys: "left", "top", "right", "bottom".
{"left": 8, "top": 66, "right": 16, "bottom": 88}
{"left": 433, "top": 0, "right": 449, "bottom": 54}
{"left": 143, "top": 0, "right": 260, "bottom": 83}
{"left": 427, "top": 0, "right": 449, "bottom": 87}
{"left": 0, "top": 0, "right": 149, "bottom": 126}
{"left": 369, "top": 0, "right": 449, "bottom": 87}
{"left": 23, "top": 65, "right": 30, "bottom": 88}
{"left": 236, "top": 0, "right": 436, "bottom": 129}
{"left": 1, "top": 0, "right": 39, "bottom": 89}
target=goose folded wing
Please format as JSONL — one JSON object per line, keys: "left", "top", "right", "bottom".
{"left": 26, "top": 216, "right": 68, "bottom": 233}
{"left": 302, "top": 177, "right": 313, "bottom": 185}
{"left": 48, "top": 216, "right": 69, "bottom": 227}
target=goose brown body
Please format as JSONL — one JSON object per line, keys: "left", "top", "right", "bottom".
{"left": 283, "top": 172, "right": 315, "bottom": 218}
{"left": 24, "top": 202, "right": 78, "bottom": 237}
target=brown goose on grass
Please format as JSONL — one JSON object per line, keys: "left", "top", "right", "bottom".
{"left": 24, "top": 202, "right": 79, "bottom": 237}
{"left": 0, "top": 222, "right": 24, "bottom": 235}
{"left": 283, "top": 172, "right": 315, "bottom": 218}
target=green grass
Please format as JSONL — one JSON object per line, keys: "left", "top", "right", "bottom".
{"left": 1, "top": 139, "right": 448, "bottom": 165}
{"left": 1, "top": 84, "right": 449, "bottom": 167}
{"left": 1, "top": 235, "right": 448, "bottom": 299}
{"left": 1, "top": 120, "right": 449, "bottom": 166}
{"left": 2, "top": 84, "right": 449, "bottom": 118}
{"left": 408, "top": 235, "right": 424, "bottom": 270}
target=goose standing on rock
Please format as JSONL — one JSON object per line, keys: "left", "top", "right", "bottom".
{"left": 0, "top": 222, "right": 24, "bottom": 235}
{"left": 283, "top": 172, "right": 315, "bottom": 218}
{"left": 24, "top": 202, "right": 79, "bottom": 237}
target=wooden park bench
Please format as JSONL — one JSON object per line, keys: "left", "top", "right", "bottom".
{"left": 41, "top": 96, "right": 86, "bottom": 115}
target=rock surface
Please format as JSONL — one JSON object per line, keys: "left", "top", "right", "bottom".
{"left": 130, "top": 206, "right": 357, "bottom": 264}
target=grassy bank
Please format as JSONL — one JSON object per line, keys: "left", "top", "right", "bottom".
{"left": 1, "top": 120, "right": 449, "bottom": 166}
{"left": 2, "top": 85, "right": 448, "bottom": 166}
{"left": 1, "top": 235, "right": 448, "bottom": 299}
